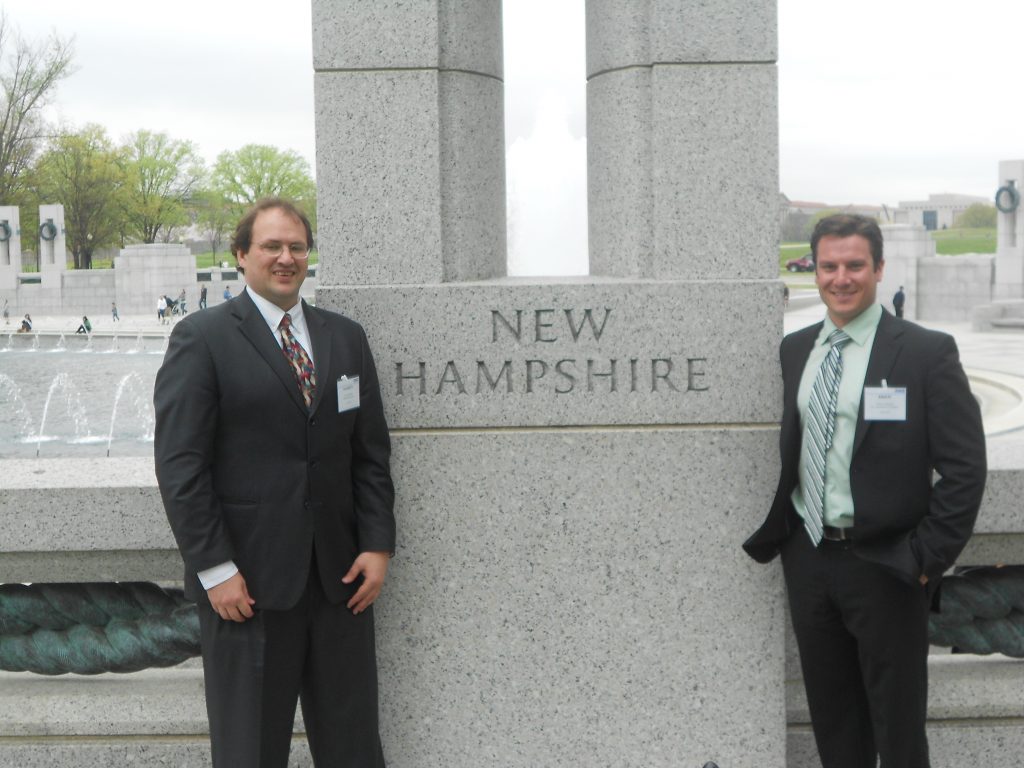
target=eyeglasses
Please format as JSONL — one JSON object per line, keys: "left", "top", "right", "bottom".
{"left": 255, "top": 241, "right": 310, "bottom": 259}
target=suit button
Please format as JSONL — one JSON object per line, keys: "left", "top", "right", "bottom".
{"left": 310, "top": 418, "right": 317, "bottom": 427}
{"left": 303, "top": 501, "right": 311, "bottom": 509}
{"left": 310, "top": 461, "right": 318, "bottom": 469}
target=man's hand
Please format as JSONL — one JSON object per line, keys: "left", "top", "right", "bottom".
{"left": 207, "top": 572, "right": 256, "bottom": 622}
{"left": 342, "top": 551, "right": 390, "bottom": 615}
{"left": 919, "top": 574, "right": 929, "bottom": 586}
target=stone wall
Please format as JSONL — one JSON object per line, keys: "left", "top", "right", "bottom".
{"left": 916, "top": 254, "right": 994, "bottom": 322}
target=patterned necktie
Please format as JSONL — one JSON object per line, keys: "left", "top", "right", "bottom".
{"left": 800, "top": 328, "right": 852, "bottom": 545}
{"left": 279, "top": 313, "right": 316, "bottom": 408}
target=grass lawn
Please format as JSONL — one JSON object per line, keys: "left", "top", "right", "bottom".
{"left": 931, "top": 227, "right": 995, "bottom": 255}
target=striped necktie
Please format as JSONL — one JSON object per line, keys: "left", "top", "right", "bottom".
{"left": 279, "top": 313, "right": 316, "bottom": 409}
{"left": 800, "top": 328, "right": 852, "bottom": 545}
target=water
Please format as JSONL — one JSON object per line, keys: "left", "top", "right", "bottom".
{"left": 0, "top": 348, "right": 162, "bottom": 459}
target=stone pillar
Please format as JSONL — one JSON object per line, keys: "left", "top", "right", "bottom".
{"left": 315, "top": 2, "right": 783, "bottom": 766}
{"left": 37, "top": 203, "right": 68, "bottom": 280}
{"left": 995, "top": 159, "right": 1024, "bottom": 299}
{"left": 312, "top": 0, "right": 506, "bottom": 284}
{"left": 879, "top": 223, "right": 933, "bottom": 321}
{"left": 586, "top": 0, "right": 779, "bottom": 279}
{"left": 0, "top": 205, "right": 22, "bottom": 291}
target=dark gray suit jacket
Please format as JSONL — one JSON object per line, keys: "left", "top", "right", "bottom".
{"left": 154, "top": 289, "right": 395, "bottom": 609}
{"left": 744, "top": 309, "right": 986, "bottom": 587}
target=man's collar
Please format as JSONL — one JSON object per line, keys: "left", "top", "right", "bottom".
{"left": 243, "top": 287, "right": 303, "bottom": 330}
{"left": 820, "top": 303, "right": 882, "bottom": 347}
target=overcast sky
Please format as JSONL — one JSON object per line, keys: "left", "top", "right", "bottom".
{"left": 3, "top": 0, "right": 1020, "bottom": 273}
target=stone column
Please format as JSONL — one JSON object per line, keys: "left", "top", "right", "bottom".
{"left": 314, "top": 2, "right": 783, "bottom": 766}
{"left": 586, "top": 0, "right": 779, "bottom": 280}
{"left": 312, "top": 0, "right": 506, "bottom": 284}
{"left": 37, "top": 203, "right": 68, "bottom": 287}
{"left": 995, "top": 159, "right": 1024, "bottom": 299}
{"left": 879, "top": 223, "right": 933, "bottom": 321}
{"left": 0, "top": 205, "right": 22, "bottom": 292}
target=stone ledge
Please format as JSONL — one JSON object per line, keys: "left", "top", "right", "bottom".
{"left": 787, "top": 655, "right": 1024, "bottom": 724}
{"left": 788, "top": 721, "right": 1024, "bottom": 768}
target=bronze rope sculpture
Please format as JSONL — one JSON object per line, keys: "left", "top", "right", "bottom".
{"left": 0, "top": 567, "right": 1022, "bottom": 675}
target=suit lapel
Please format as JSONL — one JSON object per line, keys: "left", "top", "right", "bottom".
{"left": 232, "top": 290, "right": 310, "bottom": 415}
{"left": 853, "top": 310, "right": 904, "bottom": 455}
{"left": 305, "top": 301, "right": 332, "bottom": 417}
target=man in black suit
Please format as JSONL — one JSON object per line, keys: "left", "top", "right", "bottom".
{"left": 155, "top": 198, "right": 395, "bottom": 767}
{"left": 893, "top": 285, "right": 906, "bottom": 318}
{"left": 744, "top": 214, "right": 986, "bottom": 767}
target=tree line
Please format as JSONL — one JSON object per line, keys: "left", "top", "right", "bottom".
{"left": 0, "top": 14, "right": 315, "bottom": 269}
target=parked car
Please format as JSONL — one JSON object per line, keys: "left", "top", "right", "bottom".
{"left": 785, "top": 254, "right": 814, "bottom": 272}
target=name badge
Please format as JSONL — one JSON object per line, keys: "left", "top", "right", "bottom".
{"left": 864, "top": 380, "right": 906, "bottom": 421}
{"left": 337, "top": 375, "right": 360, "bottom": 412}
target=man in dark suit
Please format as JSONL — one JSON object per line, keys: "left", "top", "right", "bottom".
{"left": 155, "top": 198, "right": 395, "bottom": 767}
{"left": 893, "top": 285, "right": 906, "bottom": 318}
{"left": 744, "top": 214, "right": 986, "bottom": 767}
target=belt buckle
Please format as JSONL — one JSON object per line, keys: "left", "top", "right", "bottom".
{"left": 822, "top": 525, "right": 852, "bottom": 544}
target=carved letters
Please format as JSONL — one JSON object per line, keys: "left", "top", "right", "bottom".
{"left": 394, "top": 308, "right": 710, "bottom": 396}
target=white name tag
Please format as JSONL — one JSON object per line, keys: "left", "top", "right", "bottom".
{"left": 337, "top": 375, "right": 360, "bottom": 412}
{"left": 864, "top": 380, "right": 906, "bottom": 421}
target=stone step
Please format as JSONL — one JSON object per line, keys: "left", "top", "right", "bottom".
{"left": 787, "top": 654, "right": 1024, "bottom": 767}
{"left": 0, "top": 664, "right": 312, "bottom": 767}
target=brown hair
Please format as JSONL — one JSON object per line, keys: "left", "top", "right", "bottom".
{"left": 810, "top": 214, "right": 883, "bottom": 269}
{"left": 230, "top": 198, "right": 314, "bottom": 272}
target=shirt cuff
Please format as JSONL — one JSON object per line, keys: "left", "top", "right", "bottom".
{"left": 197, "top": 561, "right": 239, "bottom": 591}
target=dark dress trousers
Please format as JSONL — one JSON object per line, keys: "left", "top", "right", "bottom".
{"left": 744, "top": 309, "right": 986, "bottom": 768}
{"left": 154, "top": 289, "right": 396, "bottom": 766}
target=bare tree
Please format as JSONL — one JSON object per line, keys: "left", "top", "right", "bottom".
{"left": 0, "top": 13, "right": 74, "bottom": 199}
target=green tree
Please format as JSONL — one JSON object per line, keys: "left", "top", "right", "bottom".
{"left": 211, "top": 144, "right": 315, "bottom": 223}
{"left": 34, "top": 124, "right": 125, "bottom": 269}
{"left": 0, "top": 13, "right": 74, "bottom": 199}
{"left": 120, "top": 129, "right": 204, "bottom": 243}
{"left": 954, "top": 203, "right": 997, "bottom": 229}
{"left": 193, "top": 189, "right": 234, "bottom": 258}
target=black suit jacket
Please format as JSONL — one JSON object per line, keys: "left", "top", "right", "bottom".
{"left": 744, "top": 309, "right": 986, "bottom": 586}
{"left": 154, "top": 289, "right": 396, "bottom": 609}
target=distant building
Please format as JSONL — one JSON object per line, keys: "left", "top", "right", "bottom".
{"left": 895, "top": 193, "right": 988, "bottom": 230}
{"left": 780, "top": 194, "right": 886, "bottom": 219}
{"left": 779, "top": 194, "right": 888, "bottom": 241}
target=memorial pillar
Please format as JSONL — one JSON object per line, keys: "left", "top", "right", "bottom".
{"left": 586, "top": 0, "right": 779, "bottom": 280}
{"left": 37, "top": 203, "right": 68, "bottom": 285}
{"left": 315, "top": 2, "right": 784, "bottom": 765}
{"left": 0, "top": 206, "right": 22, "bottom": 292}
{"left": 995, "top": 159, "right": 1024, "bottom": 299}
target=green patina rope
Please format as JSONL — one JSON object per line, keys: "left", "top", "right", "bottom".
{"left": 929, "top": 565, "right": 1024, "bottom": 657}
{"left": 1, "top": 567, "right": 1022, "bottom": 675}
{"left": 0, "top": 583, "right": 199, "bottom": 675}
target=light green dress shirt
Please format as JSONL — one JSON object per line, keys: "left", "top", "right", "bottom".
{"left": 792, "top": 303, "right": 883, "bottom": 529}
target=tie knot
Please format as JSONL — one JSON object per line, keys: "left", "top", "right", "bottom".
{"left": 827, "top": 329, "right": 851, "bottom": 350}
{"left": 279, "top": 313, "right": 292, "bottom": 331}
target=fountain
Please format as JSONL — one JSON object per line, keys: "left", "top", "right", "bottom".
{"left": 0, "top": 373, "right": 35, "bottom": 437}
{"left": 0, "top": 348, "right": 161, "bottom": 459}
{"left": 35, "top": 373, "right": 91, "bottom": 456}
{"left": 106, "top": 372, "right": 155, "bottom": 456}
